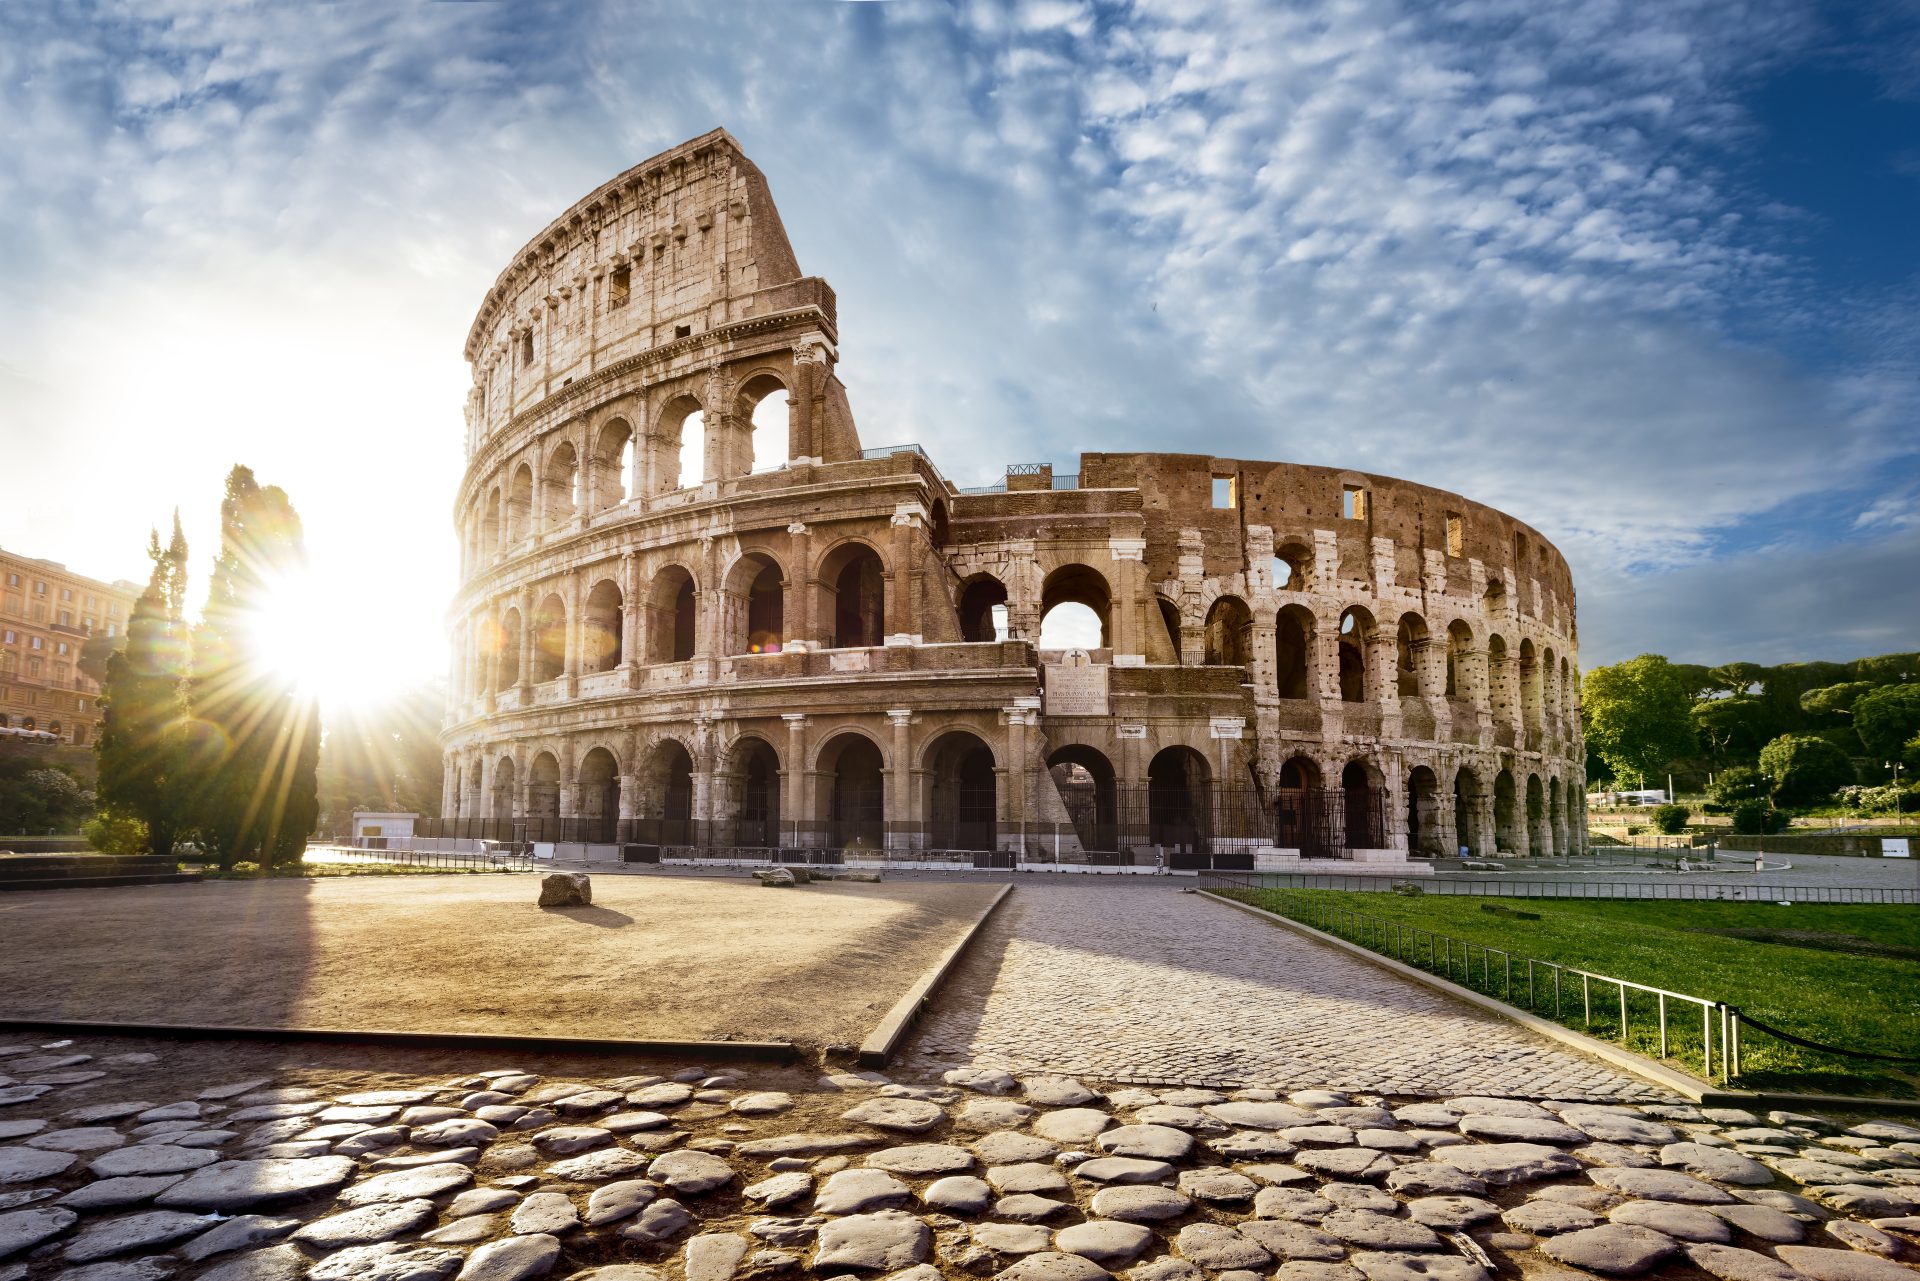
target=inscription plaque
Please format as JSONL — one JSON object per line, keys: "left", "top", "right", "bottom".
{"left": 1044, "top": 650, "right": 1109, "bottom": 717}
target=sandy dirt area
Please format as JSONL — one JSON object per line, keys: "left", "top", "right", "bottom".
{"left": 0, "top": 873, "right": 999, "bottom": 1049}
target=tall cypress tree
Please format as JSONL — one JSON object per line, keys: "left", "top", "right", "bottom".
{"left": 96, "top": 516, "right": 190, "bottom": 856}
{"left": 185, "top": 466, "right": 321, "bottom": 867}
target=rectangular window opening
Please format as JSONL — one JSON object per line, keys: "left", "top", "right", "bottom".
{"left": 1211, "top": 475, "right": 1237, "bottom": 509}
{"left": 674, "top": 323, "right": 692, "bottom": 339}
{"left": 519, "top": 330, "right": 534, "bottom": 367}
{"left": 609, "top": 265, "right": 630, "bottom": 309}
{"left": 1343, "top": 485, "right": 1369, "bottom": 520}
{"left": 1445, "top": 512, "right": 1464, "bottom": 558}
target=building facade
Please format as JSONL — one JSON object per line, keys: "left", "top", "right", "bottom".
{"left": 0, "top": 547, "right": 141, "bottom": 745}
{"left": 440, "top": 130, "right": 1586, "bottom": 864}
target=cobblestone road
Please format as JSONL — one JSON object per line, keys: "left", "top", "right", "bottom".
{"left": 905, "top": 884, "right": 1666, "bottom": 1100}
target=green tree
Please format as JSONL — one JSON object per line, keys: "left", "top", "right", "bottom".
{"left": 1650, "top": 803, "right": 1690, "bottom": 835}
{"left": 1854, "top": 685, "right": 1920, "bottom": 762}
{"left": 94, "top": 517, "right": 191, "bottom": 856}
{"left": 1711, "top": 765, "right": 1769, "bottom": 808}
{"left": 0, "top": 754, "right": 94, "bottom": 833}
{"left": 182, "top": 466, "right": 321, "bottom": 868}
{"left": 1689, "top": 695, "right": 1772, "bottom": 761}
{"left": 1705, "top": 662, "right": 1767, "bottom": 698}
{"left": 1757, "top": 734, "right": 1855, "bottom": 807}
{"left": 1582, "top": 655, "right": 1696, "bottom": 785}
{"left": 1800, "top": 681, "right": 1874, "bottom": 721}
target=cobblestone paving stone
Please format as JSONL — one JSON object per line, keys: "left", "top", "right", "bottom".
{"left": 2, "top": 1034, "right": 1918, "bottom": 1281}
{"left": 904, "top": 884, "right": 1663, "bottom": 1098}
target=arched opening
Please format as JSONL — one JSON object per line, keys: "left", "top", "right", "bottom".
{"left": 590, "top": 418, "right": 634, "bottom": 511}
{"left": 819, "top": 733, "right": 884, "bottom": 851}
{"left": 1048, "top": 745, "right": 1117, "bottom": 853}
{"left": 494, "top": 609, "right": 523, "bottom": 689}
{"left": 820, "top": 543, "right": 885, "bottom": 649}
{"left": 1156, "top": 597, "right": 1183, "bottom": 663}
{"left": 1342, "top": 760, "right": 1383, "bottom": 850}
{"left": 1147, "top": 746, "right": 1210, "bottom": 853}
{"left": 929, "top": 501, "right": 950, "bottom": 548}
{"left": 491, "top": 758, "right": 517, "bottom": 819}
{"left": 543, "top": 441, "right": 578, "bottom": 530}
{"left": 640, "top": 740, "right": 695, "bottom": 845}
{"left": 646, "top": 566, "right": 698, "bottom": 663}
{"left": 1454, "top": 766, "right": 1482, "bottom": 857}
{"left": 528, "top": 752, "right": 561, "bottom": 820}
{"left": 531, "top": 593, "right": 567, "bottom": 682}
{"left": 577, "top": 747, "right": 620, "bottom": 843}
{"left": 1494, "top": 768, "right": 1519, "bottom": 854}
{"left": 1560, "top": 657, "right": 1573, "bottom": 719}
{"left": 1338, "top": 607, "right": 1372, "bottom": 702}
{"left": 1039, "top": 564, "right": 1110, "bottom": 650}
{"left": 506, "top": 464, "right": 534, "bottom": 544}
{"left": 957, "top": 575, "right": 1010, "bottom": 643}
{"left": 583, "top": 579, "right": 623, "bottom": 672}
{"left": 1203, "top": 596, "right": 1252, "bottom": 667}
{"left": 738, "top": 374, "right": 790, "bottom": 474}
{"left": 1445, "top": 619, "right": 1473, "bottom": 698}
{"left": 658, "top": 396, "right": 705, "bottom": 494}
{"left": 482, "top": 488, "right": 501, "bottom": 559}
{"left": 1527, "top": 773, "right": 1549, "bottom": 856}
{"left": 1541, "top": 646, "right": 1558, "bottom": 720}
{"left": 1272, "top": 541, "right": 1311, "bottom": 592}
{"left": 927, "top": 731, "right": 997, "bottom": 851}
{"left": 726, "top": 737, "right": 782, "bottom": 848}
{"left": 1275, "top": 605, "right": 1312, "bottom": 699}
{"left": 1274, "top": 755, "right": 1328, "bottom": 856}
{"left": 1396, "top": 613, "right": 1428, "bottom": 697}
{"left": 1406, "top": 765, "right": 1443, "bottom": 857}
{"left": 743, "top": 556, "right": 784, "bottom": 654}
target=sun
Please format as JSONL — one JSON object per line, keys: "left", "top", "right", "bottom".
{"left": 242, "top": 568, "right": 441, "bottom": 711}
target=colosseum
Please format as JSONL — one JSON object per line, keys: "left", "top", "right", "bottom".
{"left": 439, "top": 129, "right": 1588, "bottom": 869}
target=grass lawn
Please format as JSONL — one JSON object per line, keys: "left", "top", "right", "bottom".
{"left": 1220, "top": 887, "right": 1920, "bottom": 1099}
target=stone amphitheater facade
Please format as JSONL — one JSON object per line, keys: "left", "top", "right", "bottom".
{"left": 440, "top": 130, "right": 1587, "bottom": 865}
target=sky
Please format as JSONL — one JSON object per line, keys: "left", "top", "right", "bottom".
{"left": 0, "top": 0, "right": 1915, "bottom": 705}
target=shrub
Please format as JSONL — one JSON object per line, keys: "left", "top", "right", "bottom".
{"left": 1650, "top": 804, "right": 1691, "bottom": 834}
{"left": 1728, "top": 798, "right": 1785, "bottom": 835}
{"left": 1391, "top": 881, "right": 1424, "bottom": 895}
{"left": 1758, "top": 734, "right": 1856, "bottom": 807}
{"left": 82, "top": 811, "right": 149, "bottom": 855}
{"left": 231, "top": 861, "right": 261, "bottom": 875}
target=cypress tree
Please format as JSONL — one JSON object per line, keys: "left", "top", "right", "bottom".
{"left": 185, "top": 466, "right": 321, "bottom": 867}
{"left": 95, "top": 515, "right": 190, "bottom": 856}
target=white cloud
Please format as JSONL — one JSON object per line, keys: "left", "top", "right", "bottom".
{"left": 0, "top": 0, "right": 1913, "bottom": 686}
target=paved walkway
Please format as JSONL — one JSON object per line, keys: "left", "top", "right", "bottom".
{"left": 905, "top": 883, "right": 1666, "bottom": 1100}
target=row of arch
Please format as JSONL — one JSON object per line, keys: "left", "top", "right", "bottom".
{"left": 452, "top": 729, "right": 1580, "bottom": 859}
{"left": 464, "top": 377, "right": 793, "bottom": 570}
{"left": 466, "top": 543, "right": 889, "bottom": 692}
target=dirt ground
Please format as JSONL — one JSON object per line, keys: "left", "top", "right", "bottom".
{"left": 0, "top": 873, "right": 1000, "bottom": 1050}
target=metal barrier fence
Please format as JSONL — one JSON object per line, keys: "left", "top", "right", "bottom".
{"left": 305, "top": 845, "right": 535, "bottom": 873}
{"left": 1223, "top": 885, "right": 1742, "bottom": 1080}
{"left": 1203, "top": 870, "right": 1918, "bottom": 904}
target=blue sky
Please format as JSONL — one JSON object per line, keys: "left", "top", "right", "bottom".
{"left": 0, "top": 0, "right": 1914, "bottom": 691}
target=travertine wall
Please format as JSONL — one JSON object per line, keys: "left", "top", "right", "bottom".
{"left": 442, "top": 132, "right": 1585, "bottom": 861}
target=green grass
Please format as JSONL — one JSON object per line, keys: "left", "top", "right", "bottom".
{"left": 196, "top": 862, "right": 504, "bottom": 879}
{"left": 1219, "top": 887, "right": 1920, "bottom": 1099}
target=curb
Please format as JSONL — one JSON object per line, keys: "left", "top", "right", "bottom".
{"left": 1196, "top": 890, "right": 1710, "bottom": 1101}
{"left": 0, "top": 1018, "right": 799, "bottom": 1064}
{"left": 859, "top": 882, "right": 1013, "bottom": 1068}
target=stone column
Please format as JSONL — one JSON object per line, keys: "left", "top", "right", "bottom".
{"left": 563, "top": 574, "right": 582, "bottom": 697}
{"left": 782, "top": 714, "right": 807, "bottom": 847}
{"left": 1311, "top": 625, "right": 1342, "bottom": 703}
{"left": 1379, "top": 755, "right": 1405, "bottom": 852}
{"left": 1249, "top": 620, "right": 1277, "bottom": 697}
{"left": 1210, "top": 717, "right": 1246, "bottom": 850}
{"left": 887, "top": 709, "right": 913, "bottom": 850}
{"left": 1107, "top": 537, "right": 1147, "bottom": 663}
{"left": 517, "top": 589, "right": 535, "bottom": 691}
{"left": 1003, "top": 699, "right": 1038, "bottom": 854}
{"left": 787, "top": 523, "right": 812, "bottom": 648}
{"left": 887, "top": 505, "right": 922, "bottom": 642}
{"left": 619, "top": 553, "right": 639, "bottom": 678}
{"left": 691, "top": 716, "right": 716, "bottom": 849}
{"left": 1367, "top": 633, "right": 1399, "bottom": 715}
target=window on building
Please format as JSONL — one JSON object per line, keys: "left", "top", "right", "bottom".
{"left": 1211, "top": 476, "right": 1237, "bottom": 509}
{"left": 108, "top": 603, "right": 120, "bottom": 617}
{"left": 55, "top": 642, "right": 68, "bottom": 656}
{"left": 57, "top": 610, "right": 70, "bottom": 627}
{"left": 60, "top": 587, "right": 71, "bottom": 601}
{"left": 27, "top": 657, "right": 42, "bottom": 677}
{"left": 30, "top": 603, "right": 45, "bottom": 621}
{"left": 1343, "top": 485, "right": 1369, "bottom": 520}
{"left": 29, "top": 637, "right": 42, "bottom": 651}
{"left": 82, "top": 616, "right": 94, "bottom": 632}
{"left": 1, "top": 630, "right": 11, "bottom": 644}
{"left": 2, "top": 595, "right": 17, "bottom": 615}
{"left": 84, "top": 595, "right": 96, "bottom": 609}
{"left": 4, "top": 573, "right": 16, "bottom": 587}
{"left": 1445, "top": 513, "right": 1464, "bottom": 558}
{"left": 609, "top": 264, "right": 630, "bottom": 309}
{"left": 106, "top": 624, "right": 117, "bottom": 638}
{"left": 519, "top": 330, "right": 534, "bottom": 367}
{"left": 34, "top": 581, "right": 46, "bottom": 595}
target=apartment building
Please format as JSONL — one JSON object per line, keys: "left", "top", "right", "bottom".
{"left": 0, "top": 546, "right": 142, "bottom": 745}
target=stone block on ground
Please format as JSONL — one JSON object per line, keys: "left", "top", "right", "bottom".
{"left": 537, "top": 872, "right": 591, "bottom": 906}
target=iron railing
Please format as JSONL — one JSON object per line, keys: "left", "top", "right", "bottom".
{"left": 1221, "top": 886, "right": 1742, "bottom": 1080}
{"left": 305, "top": 844, "right": 535, "bottom": 872}
{"left": 1203, "top": 870, "right": 1918, "bottom": 904}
